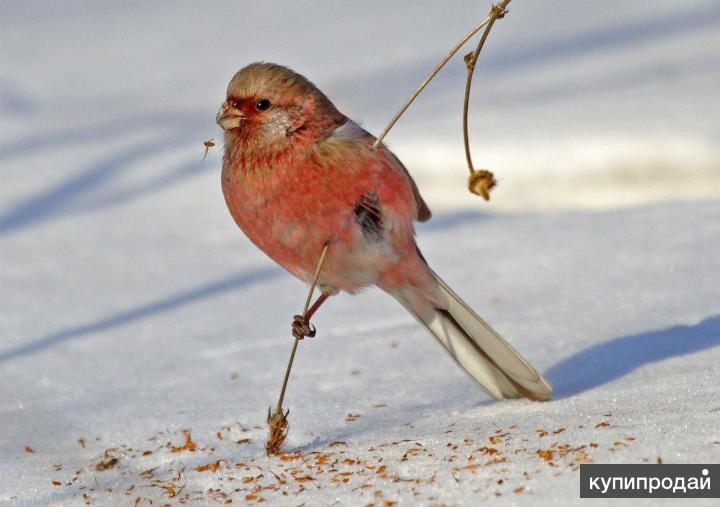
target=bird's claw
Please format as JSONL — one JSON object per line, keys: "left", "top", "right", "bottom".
{"left": 292, "top": 314, "right": 316, "bottom": 339}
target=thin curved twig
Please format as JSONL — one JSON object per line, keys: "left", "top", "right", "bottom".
{"left": 371, "top": 15, "right": 495, "bottom": 150}
{"left": 463, "top": 1, "right": 511, "bottom": 173}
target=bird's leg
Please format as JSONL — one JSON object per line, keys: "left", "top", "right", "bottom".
{"left": 292, "top": 293, "right": 329, "bottom": 339}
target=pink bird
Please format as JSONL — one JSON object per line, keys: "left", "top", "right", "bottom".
{"left": 217, "top": 63, "right": 551, "bottom": 401}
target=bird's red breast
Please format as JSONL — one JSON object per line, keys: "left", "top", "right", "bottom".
{"left": 221, "top": 128, "right": 427, "bottom": 294}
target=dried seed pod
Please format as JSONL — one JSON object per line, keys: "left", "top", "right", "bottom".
{"left": 266, "top": 408, "right": 289, "bottom": 455}
{"left": 202, "top": 139, "right": 215, "bottom": 161}
{"left": 468, "top": 169, "right": 497, "bottom": 200}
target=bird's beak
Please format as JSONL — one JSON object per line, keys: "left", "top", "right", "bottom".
{"left": 216, "top": 101, "right": 246, "bottom": 131}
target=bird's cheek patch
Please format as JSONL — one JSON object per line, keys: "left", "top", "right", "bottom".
{"left": 263, "top": 112, "right": 294, "bottom": 140}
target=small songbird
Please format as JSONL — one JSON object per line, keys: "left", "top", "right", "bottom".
{"left": 217, "top": 62, "right": 551, "bottom": 401}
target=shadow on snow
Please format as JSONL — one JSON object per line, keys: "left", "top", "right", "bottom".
{"left": 0, "top": 266, "right": 280, "bottom": 363}
{"left": 544, "top": 314, "right": 720, "bottom": 398}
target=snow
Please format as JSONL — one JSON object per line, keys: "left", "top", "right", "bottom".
{"left": 2, "top": 197, "right": 719, "bottom": 504}
{"left": 1, "top": 1, "right": 720, "bottom": 505}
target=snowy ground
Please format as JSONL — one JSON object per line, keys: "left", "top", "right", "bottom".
{"left": 2, "top": 194, "right": 719, "bottom": 505}
{"left": 2, "top": 1, "right": 720, "bottom": 506}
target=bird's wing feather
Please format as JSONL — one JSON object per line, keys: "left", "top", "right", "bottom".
{"left": 328, "top": 119, "right": 432, "bottom": 222}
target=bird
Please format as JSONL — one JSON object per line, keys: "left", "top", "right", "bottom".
{"left": 217, "top": 62, "right": 551, "bottom": 402}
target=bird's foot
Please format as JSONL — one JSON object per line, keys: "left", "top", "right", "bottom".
{"left": 292, "top": 315, "right": 316, "bottom": 340}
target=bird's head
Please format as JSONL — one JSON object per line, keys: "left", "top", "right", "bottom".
{"left": 217, "top": 62, "right": 344, "bottom": 158}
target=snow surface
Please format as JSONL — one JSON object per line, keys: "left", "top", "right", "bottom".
{"left": 1, "top": 1, "right": 720, "bottom": 506}
{"left": 2, "top": 194, "right": 719, "bottom": 505}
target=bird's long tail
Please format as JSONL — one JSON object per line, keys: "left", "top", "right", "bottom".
{"left": 394, "top": 271, "right": 552, "bottom": 401}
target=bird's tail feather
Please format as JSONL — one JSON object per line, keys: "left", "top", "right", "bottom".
{"left": 397, "top": 272, "right": 552, "bottom": 401}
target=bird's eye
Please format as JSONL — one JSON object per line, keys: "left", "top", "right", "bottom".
{"left": 255, "top": 99, "right": 271, "bottom": 111}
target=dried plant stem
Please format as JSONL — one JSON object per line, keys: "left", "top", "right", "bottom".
{"left": 463, "top": 0, "right": 511, "bottom": 174}
{"left": 372, "top": 1, "right": 511, "bottom": 202}
{"left": 266, "top": 244, "right": 330, "bottom": 455}
{"left": 371, "top": 14, "right": 495, "bottom": 150}
{"left": 274, "top": 343, "right": 298, "bottom": 416}
{"left": 273, "top": 294, "right": 327, "bottom": 412}
{"left": 302, "top": 246, "right": 329, "bottom": 321}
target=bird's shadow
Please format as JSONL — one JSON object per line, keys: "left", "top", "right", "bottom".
{"left": 544, "top": 314, "right": 720, "bottom": 398}
{"left": 295, "top": 314, "right": 720, "bottom": 450}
